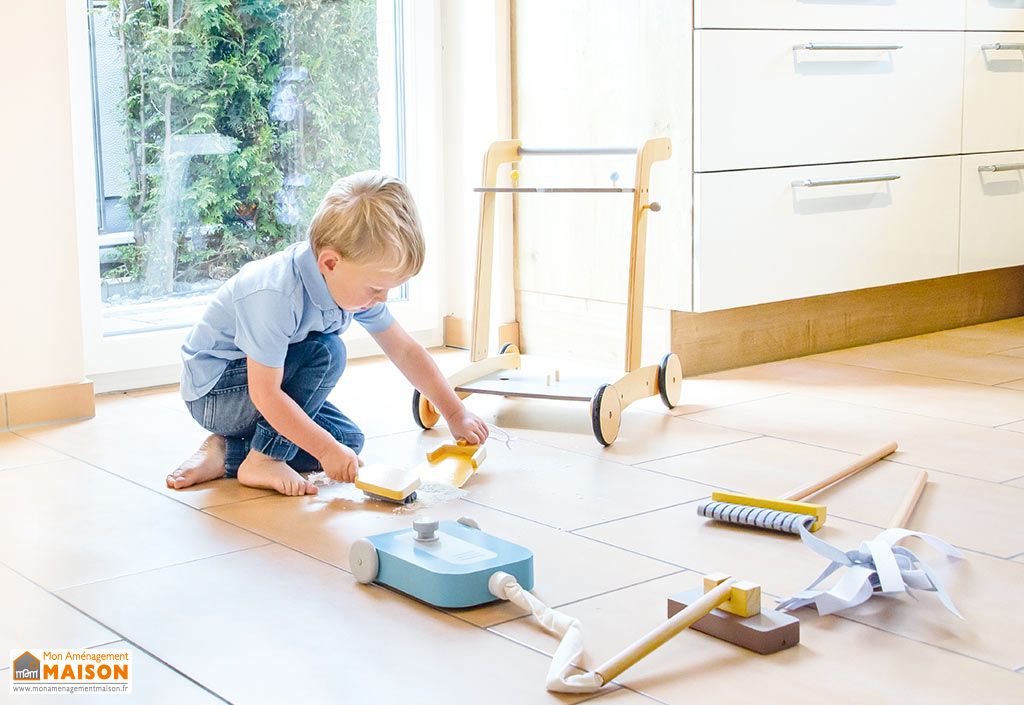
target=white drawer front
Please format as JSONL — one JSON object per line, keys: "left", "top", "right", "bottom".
{"left": 697, "top": 1, "right": 965, "bottom": 30}
{"left": 695, "top": 31, "right": 964, "bottom": 172}
{"left": 694, "top": 157, "right": 960, "bottom": 311}
{"left": 692, "top": 31, "right": 962, "bottom": 172}
{"left": 963, "top": 34, "right": 1024, "bottom": 152}
{"left": 960, "top": 152, "right": 1024, "bottom": 272}
{"left": 968, "top": 0, "right": 1024, "bottom": 30}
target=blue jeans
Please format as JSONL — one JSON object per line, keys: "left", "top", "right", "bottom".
{"left": 186, "top": 332, "right": 365, "bottom": 477}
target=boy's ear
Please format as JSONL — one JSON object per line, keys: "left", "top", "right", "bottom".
{"left": 317, "top": 248, "right": 341, "bottom": 273}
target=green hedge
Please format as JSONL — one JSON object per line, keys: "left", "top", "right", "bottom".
{"left": 105, "top": 0, "right": 381, "bottom": 294}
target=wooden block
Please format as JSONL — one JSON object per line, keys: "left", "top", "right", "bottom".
{"left": 702, "top": 573, "right": 761, "bottom": 618}
{"left": 668, "top": 588, "right": 799, "bottom": 655}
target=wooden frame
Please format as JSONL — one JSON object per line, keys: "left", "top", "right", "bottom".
{"left": 416, "top": 138, "right": 679, "bottom": 446}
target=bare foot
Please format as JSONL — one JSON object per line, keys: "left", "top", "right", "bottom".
{"left": 237, "top": 449, "right": 318, "bottom": 496}
{"left": 167, "top": 434, "right": 227, "bottom": 489}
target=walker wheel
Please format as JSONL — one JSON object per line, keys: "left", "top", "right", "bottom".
{"left": 658, "top": 353, "right": 683, "bottom": 409}
{"left": 350, "top": 539, "right": 379, "bottom": 584}
{"left": 412, "top": 389, "right": 440, "bottom": 430}
{"left": 590, "top": 384, "right": 622, "bottom": 447}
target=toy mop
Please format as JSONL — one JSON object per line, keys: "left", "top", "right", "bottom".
{"left": 410, "top": 138, "right": 683, "bottom": 446}
{"left": 697, "top": 441, "right": 898, "bottom": 534}
{"left": 352, "top": 518, "right": 798, "bottom": 694}
{"left": 777, "top": 469, "right": 965, "bottom": 617}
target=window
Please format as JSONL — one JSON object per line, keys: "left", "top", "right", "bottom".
{"left": 86, "top": 0, "right": 406, "bottom": 337}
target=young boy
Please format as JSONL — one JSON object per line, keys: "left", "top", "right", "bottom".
{"left": 167, "top": 171, "right": 488, "bottom": 496}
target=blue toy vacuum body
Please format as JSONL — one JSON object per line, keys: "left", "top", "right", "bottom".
{"left": 350, "top": 518, "right": 534, "bottom": 608}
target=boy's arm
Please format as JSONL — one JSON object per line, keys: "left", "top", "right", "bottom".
{"left": 246, "top": 360, "right": 362, "bottom": 481}
{"left": 370, "top": 321, "right": 489, "bottom": 444}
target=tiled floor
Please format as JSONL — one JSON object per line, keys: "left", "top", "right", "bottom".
{"left": 3, "top": 318, "right": 1024, "bottom": 703}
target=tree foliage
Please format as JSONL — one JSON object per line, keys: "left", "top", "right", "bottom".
{"left": 105, "top": 0, "right": 381, "bottom": 292}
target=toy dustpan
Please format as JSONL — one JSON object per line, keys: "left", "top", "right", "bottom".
{"left": 417, "top": 441, "right": 487, "bottom": 488}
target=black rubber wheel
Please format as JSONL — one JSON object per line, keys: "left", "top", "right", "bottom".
{"left": 658, "top": 353, "right": 682, "bottom": 409}
{"left": 498, "top": 342, "right": 515, "bottom": 354}
{"left": 590, "top": 384, "right": 620, "bottom": 447}
{"left": 412, "top": 389, "right": 428, "bottom": 429}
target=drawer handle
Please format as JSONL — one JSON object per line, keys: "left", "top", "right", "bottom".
{"left": 978, "top": 163, "right": 1024, "bottom": 173}
{"left": 792, "top": 174, "right": 901, "bottom": 188}
{"left": 794, "top": 43, "right": 903, "bottom": 51}
{"left": 981, "top": 43, "right": 1024, "bottom": 51}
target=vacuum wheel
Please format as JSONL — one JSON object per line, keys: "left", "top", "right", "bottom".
{"left": 412, "top": 389, "right": 440, "bottom": 429}
{"left": 590, "top": 383, "right": 622, "bottom": 447}
{"left": 350, "top": 538, "right": 379, "bottom": 584}
{"left": 658, "top": 353, "right": 683, "bottom": 409}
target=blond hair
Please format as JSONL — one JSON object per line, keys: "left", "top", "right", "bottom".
{"left": 308, "top": 171, "right": 425, "bottom": 278}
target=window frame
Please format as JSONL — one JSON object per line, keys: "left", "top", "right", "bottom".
{"left": 67, "top": 0, "right": 444, "bottom": 391}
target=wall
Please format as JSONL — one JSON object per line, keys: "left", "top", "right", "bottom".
{"left": 438, "top": 0, "right": 515, "bottom": 349}
{"left": 0, "top": 2, "right": 86, "bottom": 393}
{"left": 513, "top": 0, "right": 691, "bottom": 368}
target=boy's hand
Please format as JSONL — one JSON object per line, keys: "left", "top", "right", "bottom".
{"left": 320, "top": 442, "right": 363, "bottom": 483}
{"left": 446, "top": 408, "right": 489, "bottom": 445}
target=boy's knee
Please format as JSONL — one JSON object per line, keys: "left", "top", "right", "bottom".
{"left": 307, "top": 332, "right": 346, "bottom": 379}
{"left": 341, "top": 432, "right": 365, "bottom": 455}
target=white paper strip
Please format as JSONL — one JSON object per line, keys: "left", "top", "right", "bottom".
{"left": 777, "top": 524, "right": 965, "bottom": 618}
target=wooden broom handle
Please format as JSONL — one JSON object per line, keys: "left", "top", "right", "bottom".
{"left": 781, "top": 441, "right": 898, "bottom": 501}
{"left": 888, "top": 470, "right": 928, "bottom": 529}
{"left": 593, "top": 579, "right": 734, "bottom": 685}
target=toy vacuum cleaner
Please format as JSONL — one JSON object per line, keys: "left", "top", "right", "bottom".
{"left": 352, "top": 518, "right": 798, "bottom": 693}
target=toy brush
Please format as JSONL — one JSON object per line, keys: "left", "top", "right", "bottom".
{"left": 354, "top": 464, "right": 420, "bottom": 504}
{"left": 697, "top": 441, "right": 898, "bottom": 534}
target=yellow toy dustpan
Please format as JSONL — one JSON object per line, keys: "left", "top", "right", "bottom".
{"left": 417, "top": 440, "right": 487, "bottom": 488}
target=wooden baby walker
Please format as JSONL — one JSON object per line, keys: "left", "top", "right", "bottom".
{"left": 412, "top": 137, "right": 682, "bottom": 446}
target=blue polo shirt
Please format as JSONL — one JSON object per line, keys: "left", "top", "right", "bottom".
{"left": 180, "top": 240, "right": 394, "bottom": 401}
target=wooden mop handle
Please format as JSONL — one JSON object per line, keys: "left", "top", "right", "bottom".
{"left": 781, "top": 441, "right": 898, "bottom": 502}
{"left": 888, "top": 470, "right": 928, "bottom": 529}
{"left": 593, "top": 579, "right": 734, "bottom": 685}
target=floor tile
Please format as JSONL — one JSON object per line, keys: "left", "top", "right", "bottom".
{"left": 812, "top": 333, "right": 1024, "bottom": 385}
{"left": 461, "top": 395, "right": 758, "bottom": 466}
{"left": 639, "top": 437, "right": 1024, "bottom": 557}
{"left": 491, "top": 573, "right": 1023, "bottom": 704}
{"left": 685, "top": 394, "right": 1024, "bottom": 483}
{"left": 0, "top": 563, "right": 114, "bottom": 657}
{"left": 58, "top": 544, "right": 600, "bottom": 704}
{"left": 0, "top": 432, "right": 68, "bottom": 471}
{"left": 699, "top": 358, "right": 1024, "bottom": 427}
{"left": 0, "top": 641, "right": 224, "bottom": 705}
{"left": 206, "top": 483, "right": 677, "bottom": 628}
{"left": 359, "top": 430, "right": 713, "bottom": 530}
{"left": 17, "top": 402, "right": 273, "bottom": 509}
{"left": 0, "top": 460, "right": 268, "bottom": 590}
